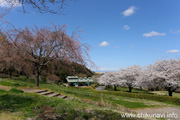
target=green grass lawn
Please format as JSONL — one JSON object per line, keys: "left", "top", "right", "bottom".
{"left": 40, "top": 83, "right": 160, "bottom": 108}
{"left": 0, "top": 76, "right": 179, "bottom": 119}
{"left": 105, "top": 86, "right": 180, "bottom": 98}
{"left": 0, "top": 77, "right": 175, "bottom": 107}
{"left": 0, "top": 88, "right": 137, "bottom": 120}
{"left": 105, "top": 86, "right": 149, "bottom": 93}
{"left": 149, "top": 91, "right": 180, "bottom": 97}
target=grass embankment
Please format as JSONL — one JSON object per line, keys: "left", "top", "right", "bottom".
{"left": 105, "top": 86, "right": 180, "bottom": 98}
{"left": 0, "top": 76, "right": 180, "bottom": 120}
{"left": 103, "top": 86, "right": 180, "bottom": 106}
{"left": 0, "top": 88, "right": 136, "bottom": 120}
{"left": 1, "top": 77, "right": 178, "bottom": 108}
{"left": 105, "top": 86, "right": 149, "bottom": 93}
{"left": 41, "top": 83, "right": 160, "bottom": 109}
{"left": 0, "top": 77, "right": 180, "bottom": 120}
{"left": 0, "top": 77, "right": 155, "bottom": 109}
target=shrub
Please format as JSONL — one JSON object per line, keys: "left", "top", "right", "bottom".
{"left": 13, "top": 83, "right": 20, "bottom": 87}
{"left": 91, "top": 83, "right": 99, "bottom": 89}
{"left": 0, "top": 73, "right": 8, "bottom": 78}
{"left": 9, "top": 88, "right": 24, "bottom": 93}
{"left": 46, "top": 74, "right": 60, "bottom": 84}
{"left": 175, "top": 88, "right": 180, "bottom": 93}
{"left": 91, "top": 84, "right": 96, "bottom": 89}
{"left": 40, "top": 76, "right": 47, "bottom": 83}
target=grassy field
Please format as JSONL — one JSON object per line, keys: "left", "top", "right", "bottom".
{"left": 0, "top": 88, "right": 136, "bottom": 120}
{"left": 105, "top": 86, "right": 180, "bottom": 98}
{"left": 105, "top": 86, "right": 149, "bottom": 93}
{"left": 149, "top": 91, "right": 180, "bottom": 97}
{"left": 0, "top": 76, "right": 180, "bottom": 120}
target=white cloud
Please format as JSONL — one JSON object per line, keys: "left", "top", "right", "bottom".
{"left": 166, "top": 50, "right": 180, "bottom": 53}
{"left": 123, "top": 25, "right": 130, "bottom": 30}
{"left": 99, "top": 41, "right": 109, "bottom": 47}
{"left": 122, "top": 6, "right": 137, "bottom": 17}
{"left": 0, "top": 0, "right": 21, "bottom": 8}
{"left": 94, "top": 67, "right": 119, "bottom": 72}
{"left": 170, "top": 29, "right": 180, "bottom": 34}
{"left": 143, "top": 31, "right": 166, "bottom": 37}
{"left": 174, "top": 30, "right": 180, "bottom": 34}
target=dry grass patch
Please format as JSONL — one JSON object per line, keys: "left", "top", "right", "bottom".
{"left": 0, "top": 112, "right": 24, "bottom": 120}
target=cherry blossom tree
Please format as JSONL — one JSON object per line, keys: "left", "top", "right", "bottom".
{"left": 136, "top": 68, "right": 152, "bottom": 90}
{"left": 16, "top": 59, "right": 33, "bottom": 78}
{"left": 146, "top": 59, "right": 180, "bottom": 96}
{"left": 119, "top": 65, "right": 143, "bottom": 92}
{"left": 98, "top": 59, "right": 180, "bottom": 96}
{"left": 98, "top": 66, "right": 143, "bottom": 92}
{"left": 0, "top": 34, "right": 19, "bottom": 78}
{"left": 98, "top": 72, "right": 121, "bottom": 90}
{"left": 98, "top": 72, "right": 110, "bottom": 86}
{"left": 6, "top": 25, "right": 91, "bottom": 87}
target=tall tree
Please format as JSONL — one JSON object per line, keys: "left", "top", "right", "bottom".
{"left": 98, "top": 72, "right": 122, "bottom": 91}
{"left": 146, "top": 59, "right": 180, "bottom": 96}
{"left": 8, "top": 25, "right": 91, "bottom": 87}
{"left": 0, "top": 32, "right": 19, "bottom": 78}
{"left": 119, "top": 65, "right": 143, "bottom": 92}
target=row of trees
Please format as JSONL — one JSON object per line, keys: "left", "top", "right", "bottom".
{"left": 98, "top": 59, "right": 180, "bottom": 96}
{"left": 0, "top": 25, "right": 93, "bottom": 87}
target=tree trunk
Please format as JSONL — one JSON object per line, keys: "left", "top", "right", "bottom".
{"left": 16, "top": 71, "right": 19, "bottom": 77}
{"left": 8, "top": 71, "right": 12, "bottom": 79}
{"left": 26, "top": 75, "right": 29, "bottom": 79}
{"left": 139, "top": 86, "right": 142, "bottom": 91}
{"left": 114, "top": 85, "right": 117, "bottom": 91}
{"left": 35, "top": 67, "right": 40, "bottom": 87}
{"left": 35, "top": 64, "right": 41, "bottom": 87}
{"left": 35, "top": 74, "right": 39, "bottom": 87}
{"left": 168, "top": 89, "right": 173, "bottom": 97}
{"left": 129, "top": 87, "right": 132, "bottom": 92}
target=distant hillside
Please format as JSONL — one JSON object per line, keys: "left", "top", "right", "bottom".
{"left": 40, "top": 60, "right": 94, "bottom": 83}
{"left": 0, "top": 59, "right": 94, "bottom": 83}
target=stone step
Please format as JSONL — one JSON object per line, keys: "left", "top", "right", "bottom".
{"left": 47, "top": 93, "right": 60, "bottom": 97}
{"left": 35, "top": 90, "right": 48, "bottom": 93}
{"left": 39, "top": 91, "right": 54, "bottom": 95}
{"left": 58, "top": 95, "right": 67, "bottom": 99}
{"left": 64, "top": 97, "right": 74, "bottom": 100}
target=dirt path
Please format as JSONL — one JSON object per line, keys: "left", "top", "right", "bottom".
{"left": 95, "top": 86, "right": 105, "bottom": 91}
{"left": 20, "top": 88, "right": 46, "bottom": 93}
{"left": 0, "top": 85, "right": 43, "bottom": 93}
{"left": 0, "top": 85, "right": 12, "bottom": 91}
{"left": 0, "top": 85, "right": 70, "bottom": 100}
{"left": 133, "top": 107, "right": 180, "bottom": 120}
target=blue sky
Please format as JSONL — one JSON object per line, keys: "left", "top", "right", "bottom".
{"left": 1, "top": 0, "right": 180, "bottom": 71}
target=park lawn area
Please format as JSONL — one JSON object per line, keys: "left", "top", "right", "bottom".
{"left": 0, "top": 77, "right": 35, "bottom": 87}
{"left": 41, "top": 83, "right": 168, "bottom": 109}
{"left": 105, "top": 85, "right": 180, "bottom": 98}
{"left": 0, "top": 112, "right": 25, "bottom": 120}
{"left": 149, "top": 91, "right": 180, "bottom": 97}
{"left": 0, "top": 88, "right": 138, "bottom": 120}
{"left": 105, "top": 86, "right": 149, "bottom": 93}
{"left": 0, "top": 77, "right": 177, "bottom": 110}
